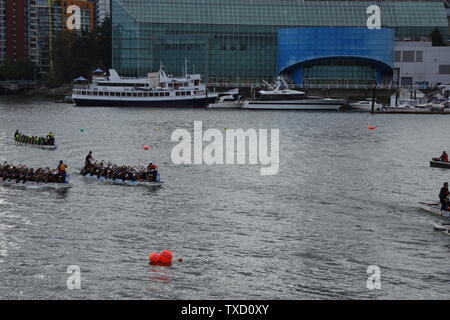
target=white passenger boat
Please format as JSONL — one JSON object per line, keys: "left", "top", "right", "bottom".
{"left": 72, "top": 68, "right": 218, "bottom": 108}
{"left": 82, "top": 173, "right": 163, "bottom": 188}
{"left": 0, "top": 178, "right": 72, "bottom": 190}
{"left": 14, "top": 140, "right": 57, "bottom": 150}
{"left": 243, "top": 78, "right": 345, "bottom": 110}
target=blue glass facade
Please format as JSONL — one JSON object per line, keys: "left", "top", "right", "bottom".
{"left": 278, "top": 27, "right": 395, "bottom": 85}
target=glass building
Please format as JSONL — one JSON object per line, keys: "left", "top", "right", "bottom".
{"left": 278, "top": 27, "right": 394, "bottom": 85}
{"left": 112, "top": 0, "right": 449, "bottom": 85}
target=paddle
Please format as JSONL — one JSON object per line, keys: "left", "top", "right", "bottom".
{"left": 419, "top": 201, "right": 440, "bottom": 206}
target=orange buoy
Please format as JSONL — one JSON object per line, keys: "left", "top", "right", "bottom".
{"left": 159, "top": 250, "right": 173, "bottom": 264}
{"left": 148, "top": 252, "right": 160, "bottom": 264}
{"left": 368, "top": 126, "right": 377, "bottom": 130}
{"left": 143, "top": 145, "right": 150, "bottom": 150}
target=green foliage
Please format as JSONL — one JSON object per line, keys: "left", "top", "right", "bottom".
{"left": 48, "top": 18, "right": 112, "bottom": 86}
{"left": 0, "top": 58, "right": 36, "bottom": 81}
{"left": 430, "top": 27, "right": 444, "bottom": 46}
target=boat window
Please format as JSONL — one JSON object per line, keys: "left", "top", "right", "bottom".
{"left": 115, "top": 92, "right": 120, "bottom": 97}
{"left": 165, "top": 92, "right": 170, "bottom": 96}
{"left": 127, "top": 92, "right": 132, "bottom": 97}
{"left": 194, "top": 80, "right": 200, "bottom": 86}
{"left": 176, "top": 92, "right": 180, "bottom": 96}
{"left": 93, "top": 91, "right": 98, "bottom": 96}
{"left": 99, "top": 91, "right": 103, "bottom": 96}
{"left": 143, "top": 92, "right": 148, "bottom": 97}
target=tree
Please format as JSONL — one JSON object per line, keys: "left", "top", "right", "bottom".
{"left": 48, "top": 18, "right": 112, "bottom": 86}
{"left": 430, "top": 27, "right": 444, "bottom": 46}
{"left": 0, "top": 58, "right": 36, "bottom": 81}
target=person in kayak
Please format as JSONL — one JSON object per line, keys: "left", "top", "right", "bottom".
{"left": 47, "top": 132, "right": 55, "bottom": 145}
{"left": 57, "top": 160, "right": 67, "bottom": 182}
{"left": 439, "top": 151, "right": 449, "bottom": 162}
{"left": 439, "top": 182, "right": 449, "bottom": 212}
{"left": 85, "top": 151, "right": 93, "bottom": 165}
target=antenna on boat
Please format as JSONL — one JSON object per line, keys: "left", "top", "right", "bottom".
{"left": 263, "top": 80, "right": 274, "bottom": 91}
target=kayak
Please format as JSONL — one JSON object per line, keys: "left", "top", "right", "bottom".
{"left": 82, "top": 173, "right": 163, "bottom": 188}
{"left": 0, "top": 178, "right": 72, "bottom": 190}
{"left": 14, "top": 140, "right": 57, "bottom": 150}
{"left": 429, "top": 160, "right": 450, "bottom": 168}
{"left": 418, "top": 202, "right": 450, "bottom": 219}
{"left": 431, "top": 221, "right": 450, "bottom": 231}
{"left": 419, "top": 202, "right": 450, "bottom": 236}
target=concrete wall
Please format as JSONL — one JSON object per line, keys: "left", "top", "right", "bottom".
{"left": 394, "top": 41, "right": 450, "bottom": 85}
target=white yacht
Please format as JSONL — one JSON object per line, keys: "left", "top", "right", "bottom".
{"left": 243, "top": 78, "right": 346, "bottom": 110}
{"left": 72, "top": 68, "right": 218, "bottom": 108}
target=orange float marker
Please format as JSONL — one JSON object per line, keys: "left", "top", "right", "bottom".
{"left": 367, "top": 126, "right": 377, "bottom": 130}
{"left": 148, "top": 252, "right": 160, "bottom": 265}
{"left": 159, "top": 250, "right": 173, "bottom": 264}
{"left": 143, "top": 145, "right": 150, "bottom": 150}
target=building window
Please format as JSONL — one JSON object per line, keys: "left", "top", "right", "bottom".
{"left": 415, "top": 51, "right": 423, "bottom": 62}
{"left": 394, "top": 51, "right": 401, "bottom": 62}
{"left": 402, "top": 51, "right": 415, "bottom": 63}
{"left": 401, "top": 77, "right": 413, "bottom": 86}
{"left": 439, "top": 65, "right": 450, "bottom": 74}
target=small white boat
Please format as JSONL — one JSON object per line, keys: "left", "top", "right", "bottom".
{"left": 419, "top": 202, "right": 450, "bottom": 236}
{"left": 14, "top": 140, "right": 57, "bottom": 150}
{"left": 208, "top": 95, "right": 242, "bottom": 109}
{"left": 82, "top": 174, "right": 163, "bottom": 188}
{"left": 0, "top": 179, "right": 72, "bottom": 190}
{"left": 418, "top": 202, "right": 450, "bottom": 219}
{"left": 348, "top": 100, "right": 383, "bottom": 111}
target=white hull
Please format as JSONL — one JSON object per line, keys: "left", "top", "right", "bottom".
{"left": 418, "top": 202, "right": 450, "bottom": 218}
{"left": 0, "top": 179, "right": 72, "bottom": 190}
{"left": 419, "top": 202, "right": 450, "bottom": 236}
{"left": 72, "top": 93, "right": 218, "bottom": 108}
{"left": 82, "top": 174, "right": 163, "bottom": 188}
{"left": 208, "top": 102, "right": 242, "bottom": 109}
{"left": 349, "top": 102, "right": 383, "bottom": 111}
{"left": 14, "top": 141, "right": 57, "bottom": 150}
{"left": 243, "top": 100, "right": 343, "bottom": 110}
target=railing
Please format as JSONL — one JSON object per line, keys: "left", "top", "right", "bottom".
{"left": 206, "top": 83, "right": 446, "bottom": 91}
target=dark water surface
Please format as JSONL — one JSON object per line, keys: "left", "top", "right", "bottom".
{"left": 0, "top": 96, "right": 449, "bottom": 299}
